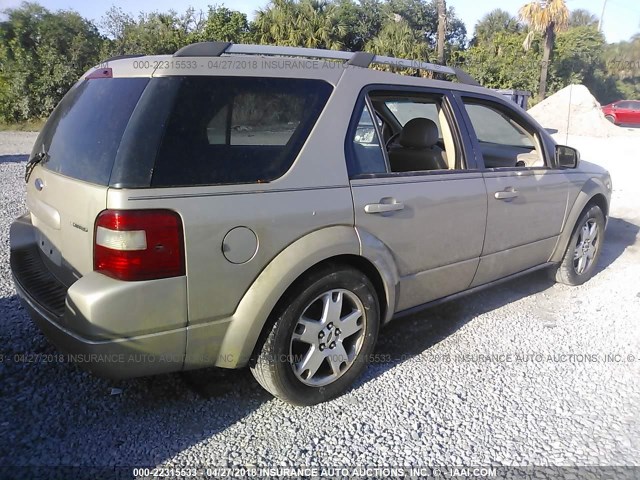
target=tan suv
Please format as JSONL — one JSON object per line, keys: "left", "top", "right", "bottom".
{"left": 10, "top": 42, "right": 612, "bottom": 405}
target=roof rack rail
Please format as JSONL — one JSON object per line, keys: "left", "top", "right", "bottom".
{"left": 173, "top": 42, "right": 480, "bottom": 86}
{"left": 102, "top": 54, "right": 145, "bottom": 63}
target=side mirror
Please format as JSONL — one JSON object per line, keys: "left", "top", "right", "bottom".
{"left": 556, "top": 145, "right": 579, "bottom": 169}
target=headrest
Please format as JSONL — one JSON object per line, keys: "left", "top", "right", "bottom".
{"left": 399, "top": 117, "right": 439, "bottom": 149}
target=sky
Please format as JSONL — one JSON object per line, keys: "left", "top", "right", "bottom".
{"left": 0, "top": 0, "right": 638, "bottom": 44}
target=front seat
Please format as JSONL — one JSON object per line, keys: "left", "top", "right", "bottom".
{"left": 388, "top": 118, "right": 448, "bottom": 172}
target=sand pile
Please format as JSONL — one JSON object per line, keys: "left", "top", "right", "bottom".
{"left": 528, "top": 84, "right": 633, "bottom": 138}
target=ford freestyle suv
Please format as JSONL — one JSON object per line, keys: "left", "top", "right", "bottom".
{"left": 10, "top": 42, "right": 612, "bottom": 406}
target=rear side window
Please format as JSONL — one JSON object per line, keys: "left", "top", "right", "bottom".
{"left": 151, "top": 77, "right": 333, "bottom": 187}
{"left": 34, "top": 78, "right": 149, "bottom": 185}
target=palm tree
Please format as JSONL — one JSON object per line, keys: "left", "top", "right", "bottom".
{"left": 294, "top": 0, "right": 345, "bottom": 49}
{"left": 254, "top": 0, "right": 298, "bottom": 46}
{"left": 519, "top": 0, "right": 569, "bottom": 100}
{"left": 366, "top": 17, "right": 429, "bottom": 61}
{"left": 253, "top": 0, "right": 345, "bottom": 49}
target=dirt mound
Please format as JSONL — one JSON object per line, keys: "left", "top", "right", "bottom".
{"left": 528, "top": 84, "right": 634, "bottom": 138}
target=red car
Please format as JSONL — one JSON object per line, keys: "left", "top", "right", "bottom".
{"left": 601, "top": 100, "right": 640, "bottom": 126}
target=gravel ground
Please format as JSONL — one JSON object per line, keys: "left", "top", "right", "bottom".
{"left": 0, "top": 131, "right": 639, "bottom": 474}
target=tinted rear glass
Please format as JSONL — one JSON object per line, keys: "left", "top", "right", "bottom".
{"left": 151, "top": 77, "right": 333, "bottom": 187}
{"left": 33, "top": 78, "right": 149, "bottom": 185}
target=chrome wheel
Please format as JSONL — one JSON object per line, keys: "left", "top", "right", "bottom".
{"left": 573, "top": 218, "right": 599, "bottom": 275}
{"left": 289, "top": 289, "right": 366, "bottom": 387}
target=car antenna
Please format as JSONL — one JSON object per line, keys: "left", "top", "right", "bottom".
{"left": 565, "top": 84, "right": 573, "bottom": 145}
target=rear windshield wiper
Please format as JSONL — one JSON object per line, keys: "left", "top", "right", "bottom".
{"left": 25, "top": 148, "right": 49, "bottom": 183}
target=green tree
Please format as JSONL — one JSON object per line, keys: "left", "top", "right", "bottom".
{"left": 547, "top": 25, "right": 623, "bottom": 102}
{"left": 472, "top": 9, "right": 521, "bottom": 45}
{"left": 550, "top": 26, "right": 605, "bottom": 88}
{"left": 383, "top": 0, "right": 466, "bottom": 51}
{"left": 194, "top": 6, "right": 250, "bottom": 43}
{"left": 333, "top": 0, "right": 384, "bottom": 51}
{"left": 0, "top": 2, "right": 103, "bottom": 121}
{"left": 453, "top": 31, "right": 540, "bottom": 93}
{"left": 100, "top": 7, "right": 197, "bottom": 56}
{"left": 365, "top": 16, "right": 429, "bottom": 60}
{"left": 603, "top": 34, "right": 640, "bottom": 101}
{"left": 568, "top": 9, "right": 598, "bottom": 28}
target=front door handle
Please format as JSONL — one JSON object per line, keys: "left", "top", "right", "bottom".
{"left": 364, "top": 198, "right": 405, "bottom": 214}
{"left": 494, "top": 189, "right": 519, "bottom": 200}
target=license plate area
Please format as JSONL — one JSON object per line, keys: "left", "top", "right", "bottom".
{"left": 36, "top": 230, "right": 62, "bottom": 267}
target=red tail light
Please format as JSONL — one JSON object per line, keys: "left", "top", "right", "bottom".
{"left": 94, "top": 210, "right": 185, "bottom": 281}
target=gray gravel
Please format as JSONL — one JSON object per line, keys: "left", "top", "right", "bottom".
{"left": 0, "top": 131, "right": 639, "bottom": 471}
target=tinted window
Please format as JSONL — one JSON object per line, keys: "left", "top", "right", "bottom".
{"left": 34, "top": 78, "right": 149, "bottom": 185}
{"left": 151, "top": 77, "right": 333, "bottom": 187}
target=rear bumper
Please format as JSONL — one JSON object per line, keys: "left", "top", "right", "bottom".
{"left": 10, "top": 213, "right": 188, "bottom": 379}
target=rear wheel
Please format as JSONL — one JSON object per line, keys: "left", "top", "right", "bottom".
{"left": 250, "top": 265, "right": 379, "bottom": 406}
{"left": 552, "top": 204, "right": 605, "bottom": 286}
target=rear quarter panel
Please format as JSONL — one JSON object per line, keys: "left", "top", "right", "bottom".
{"left": 105, "top": 70, "right": 369, "bottom": 367}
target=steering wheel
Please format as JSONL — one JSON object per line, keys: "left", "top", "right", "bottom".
{"left": 385, "top": 132, "right": 401, "bottom": 150}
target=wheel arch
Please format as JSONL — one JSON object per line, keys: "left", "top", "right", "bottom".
{"left": 550, "top": 182, "right": 610, "bottom": 263}
{"left": 214, "top": 226, "right": 398, "bottom": 368}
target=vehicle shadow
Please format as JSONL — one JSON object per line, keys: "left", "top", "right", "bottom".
{"left": 0, "top": 154, "right": 27, "bottom": 164}
{"left": 358, "top": 213, "right": 638, "bottom": 384}
{"left": 596, "top": 216, "right": 639, "bottom": 273}
{"left": 362, "top": 268, "right": 556, "bottom": 383}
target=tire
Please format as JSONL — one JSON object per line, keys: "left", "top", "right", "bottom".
{"left": 605, "top": 114, "right": 616, "bottom": 124}
{"left": 552, "top": 204, "right": 605, "bottom": 286}
{"left": 250, "top": 265, "right": 380, "bottom": 406}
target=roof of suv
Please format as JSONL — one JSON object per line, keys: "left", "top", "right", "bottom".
{"left": 84, "top": 42, "right": 504, "bottom": 101}
{"left": 82, "top": 42, "right": 520, "bottom": 106}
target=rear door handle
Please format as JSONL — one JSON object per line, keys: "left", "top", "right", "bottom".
{"left": 494, "top": 189, "right": 519, "bottom": 200}
{"left": 364, "top": 198, "right": 405, "bottom": 214}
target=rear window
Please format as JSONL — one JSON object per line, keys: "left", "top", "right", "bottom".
{"left": 33, "top": 78, "right": 149, "bottom": 185}
{"left": 151, "top": 77, "right": 333, "bottom": 187}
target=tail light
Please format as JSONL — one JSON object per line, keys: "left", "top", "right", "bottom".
{"left": 94, "top": 210, "right": 185, "bottom": 281}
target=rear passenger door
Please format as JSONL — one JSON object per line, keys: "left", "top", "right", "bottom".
{"left": 348, "top": 87, "right": 488, "bottom": 313}
{"left": 456, "top": 94, "right": 570, "bottom": 287}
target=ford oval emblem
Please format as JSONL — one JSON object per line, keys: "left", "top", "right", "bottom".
{"left": 34, "top": 178, "right": 44, "bottom": 191}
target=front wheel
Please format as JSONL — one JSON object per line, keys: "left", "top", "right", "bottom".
{"left": 250, "top": 265, "right": 380, "bottom": 406}
{"left": 552, "top": 204, "right": 605, "bottom": 286}
{"left": 605, "top": 114, "right": 616, "bottom": 124}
